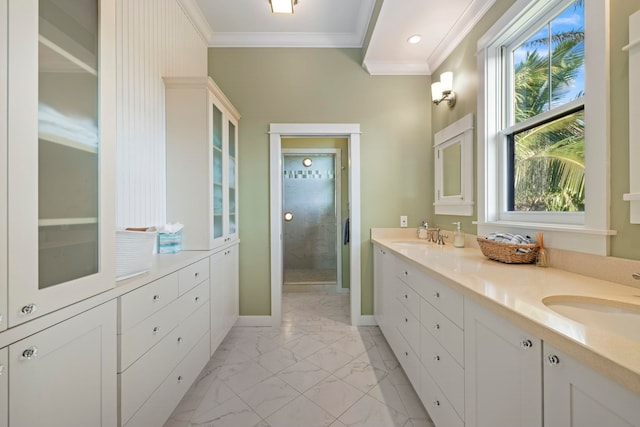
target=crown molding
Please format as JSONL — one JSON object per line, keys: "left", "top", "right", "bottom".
{"left": 209, "top": 32, "right": 363, "bottom": 48}
{"left": 362, "top": 60, "right": 430, "bottom": 76}
{"left": 177, "top": 0, "right": 213, "bottom": 44}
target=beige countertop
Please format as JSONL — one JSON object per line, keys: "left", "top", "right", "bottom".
{"left": 371, "top": 229, "right": 640, "bottom": 395}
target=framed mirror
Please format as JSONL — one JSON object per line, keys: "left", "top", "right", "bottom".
{"left": 434, "top": 113, "right": 474, "bottom": 216}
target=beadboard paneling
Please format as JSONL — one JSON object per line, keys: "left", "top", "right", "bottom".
{"left": 116, "top": 0, "right": 207, "bottom": 227}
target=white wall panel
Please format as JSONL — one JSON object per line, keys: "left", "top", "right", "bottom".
{"left": 116, "top": 0, "right": 207, "bottom": 227}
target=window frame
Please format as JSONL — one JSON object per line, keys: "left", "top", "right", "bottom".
{"left": 477, "top": 0, "right": 615, "bottom": 256}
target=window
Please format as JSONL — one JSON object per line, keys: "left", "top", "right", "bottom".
{"left": 477, "top": 0, "right": 614, "bottom": 255}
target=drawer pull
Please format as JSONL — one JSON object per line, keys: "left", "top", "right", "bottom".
{"left": 153, "top": 294, "right": 160, "bottom": 302}
{"left": 404, "top": 318, "right": 408, "bottom": 323}
{"left": 177, "top": 337, "right": 183, "bottom": 343}
{"left": 195, "top": 272, "right": 199, "bottom": 278}
{"left": 153, "top": 326, "right": 160, "bottom": 334}
{"left": 177, "top": 375, "right": 184, "bottom": 383}
{"left": 433, "top": 291, "right": 440, "bottom": 299}
{"left": 434, "top": 355, "right": 441, "bottom": 362}
{"left": 521, "top": 339, "right": 533, "bottom": 349}
{"left": 404, "top": 294, "right": 408, "bottom": 299}
{"left": 547, "top": 354, "right": 560, "bottom": 366}
{"left": 195, "top": 296, "right": 200, "bottom": 303}
{"left": 21, "top": 347, "right": 38, "bottom": 360}
{"left": 434, "top": 323, "right": 441, "bottom": 330}
{"left": 403, "top": 271, "right": 408, "bottom": 276}
{"left": 434, "top": 400, "right": 441, "bottom": 406}
{"left": 21, "top": 304, "right": 37, "bottom": 315}
{"left": 404, "top": 352, "right": 409, "bottom": 357}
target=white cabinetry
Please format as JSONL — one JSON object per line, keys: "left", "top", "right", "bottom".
{"left": 0, "top": 347, "right": 6, "bottom": 427}
{"left": 0, "top": 0, "right": 7, "bottom": 333}
{"left": 6, "top": 0, "right": 115, "bottom": 326}
{"left": 210, "top": 244, "right": 239, "bottom": 354}
{"left": 165, "top": 77, "right": 240, "bottom": 250}
{"left": 9, "top": 301, "right": 117, "bottom": 427}
{"left": 464, "top": 299, "right": 542, "bottom": 427}
{"left": 118, "top": 259, "right": 211, "bottom": 427}
{"left": 543, "top": 344, "right": 640, "bottom": 427}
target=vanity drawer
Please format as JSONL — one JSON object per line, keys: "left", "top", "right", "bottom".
{"left": 421, "top": 298, "right": 464, "bottom": 366}
{"left": 178, "top": 258, "right": 209, "bottom": 295}
{"left": 395, "top": 333, "right": 421, "bottom": 394}
{"left": 119, "top": 299, "right": 180, "bottom": 372}
{"left": 421, "top": 326, "right": 464, "bottom": 418}
{"left": 119, "top": 273, "right": 179, "bottom": 333}
{"left": 396, "top": 280, "right": 420, "bottom": 320}
{"left": 120, "top": 326, "right": 180, "bottom": 425}
{"left": 395, "top": 300, "right": 420, "bottom": 355}
{"left": 417, "top": 275, "right": 463, "bottom": 328}
{"left": 421, "top": 367, "right": 464, "bottom": 427}
{"left": 124, "top": 334, "right": 209, "bottom": 427}
{"left": 175, "top": 280, "right": 209, "bottom": 324}
{"left": 175, "top": 302, "right": 210, "bottom": 362}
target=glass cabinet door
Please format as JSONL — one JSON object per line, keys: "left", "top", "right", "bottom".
{"left": 228, "top": 121, "right": 237, "bottom": 238}
{"left": 212, "top": 103, "right": 224, "bottom": 242}
{"left": 7, "top": 0, "right": 115, "bottom": 326}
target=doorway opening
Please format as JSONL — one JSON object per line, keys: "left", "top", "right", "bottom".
{"left": 282, "top": 145, "right": 349, "bottom": 296}
{"left": 269, "top": 124, "right": 362, "bottom": 327}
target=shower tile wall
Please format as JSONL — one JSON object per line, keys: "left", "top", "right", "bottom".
{"left": 283, "top": 155, "right": 337, "bottom": 277}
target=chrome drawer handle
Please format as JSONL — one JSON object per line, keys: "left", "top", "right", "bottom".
{"left": 433, "top": 291, "right": 440, "bottom": 299}
{"left": 404, "top": 352, "right": 409, "bottom": 357}
{"left": 153, "top": 294, "right": 160, "bottom": 302}
{"left": 195, "top": 272, "right": 199, "bottom": 278}
{"left": 434, "top": 323, "right": 441, "bottom": 330}
{"left": 434, "top": 400, "right": 441, "bottom": 406}
{"left": 177, "top": 337, "right": 183, "bottom": 343}
{"left": 521, "top": 339, "right": 533, "bottom": 349}
{"left": 21, "top": 304, "right": 37, "bottom": 315}
{"left": 404, "top": 318, "right": 408, "bottom": 323}
{"left": 195, "top": 296, "right": 200, "bottom": 303}
{"left": 22, "top": 347, "right": 38, "bottom": 360}
{"left": 177, "top": 375, "right": 183, "bottom": 383}
{"left": 404, "top": 294, "right": 408, "bottom": 299}
{"left": 153, "top": 326, "right": 160, "bottom": 334}
{"left": 434, "top": 355, "right": 441, "bottom": 362}
{"left": 547, "top": 354, "right": 560, "bottom": 366}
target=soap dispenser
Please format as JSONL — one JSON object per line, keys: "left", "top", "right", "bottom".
{"left": 452, "top": 222, "right": 465, "bottom": 248}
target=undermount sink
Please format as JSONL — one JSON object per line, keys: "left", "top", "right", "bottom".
{"left": 543, "top": 295, "right": 640, "bottom": 343}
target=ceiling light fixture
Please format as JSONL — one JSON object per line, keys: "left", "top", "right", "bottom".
{"left": 270, "top": 0, "right": 297, "bottom": 14}
{"left": 431, "top": 71, "right": 456, "bottom": 107}
{"left": 407, "top": 35, "right": 421, "bottom": 44}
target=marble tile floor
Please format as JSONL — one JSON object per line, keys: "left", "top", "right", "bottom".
{"left": 165, "top": 287, "right": 434, "bottom": 427}
{"left": 283, "top": 268, "right": 337, "bottom": 285}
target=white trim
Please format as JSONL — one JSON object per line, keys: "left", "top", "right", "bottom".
{"left": 476, "top": 0, "right": 613, "bottom": 256}
{"left": 209, "top": 32, "right": 363, "bottom": 49}
{"left": 358, "top": 315, "right": 377, "bottom": 326}
{"left": 270, "top": 124, "right": 361, "bottom": 327}
{"left": 176, "top": 0, "right": 213, "bottom": 45}
{"left": 363, "top": 60, "right": 430, "bottom": 76}
{"left": 235, "top": 316, "right": 273, "bottom": 327}
{"left": 281, "top": 148, "right": 343, "bottom": 292}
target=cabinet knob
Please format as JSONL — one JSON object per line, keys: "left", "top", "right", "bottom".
{"left": 521, "top": 339, "right": 533, "bottom": 349}
{"left": 21, "top": 304, "right": 37, "bottom": 315}
{"left": 195, "top": 272, "right": 199, "bottom": 278}
{"left": 434, "top": 355, "right": 441, "bottom": 362}
{"left": 404, "top": 318, "right": 408, "bottom": 323}
{"left": 404, "top": 351, "right": 409, "bottom": 357}
{"left": 434, "top": 323, "right": 441, "bottom": 330}
{"left": 21, "top": 347, "right": 38, "bottom": 360}
{"left": 177, "top": 337, "right": 183, "bottom": 343}
{"left": 404, "top": 294, "right": 408, "bottom": 299}
{"left": 153, "top": 294, "right": 160, "bottom": 302}
{"left": 195, "top": 296, "right": 200, "bottom": 302}
{"left": 177, "top": 375, "right": 184, "bottom": 383}
{"left": 547, "top": 354, "right": 560, "bottom": 366}
{"left": 434, "top": 400, "right": 441, "bottom": 407}
{"left": 153, "top": 326, "right": 160, "bottom": 334}
{"left": 403, "top": 271, "right": 408, "bottom": 276}
{"left": 433, "top": 291, "right": 440, "bottom": 299}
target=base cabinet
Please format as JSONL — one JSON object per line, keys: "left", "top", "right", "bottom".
{"left": 0, "top": 347, "right": 7, "bottom": 427}
{"left": 9, "top": 301, "right": 117, "bottom": 427}
{"left": 543, "top": 344, "right": 640, "bottom": 427}
{"left": 464, "top": 299, "right": 542, "bottom": 427}
{"left": 210, "top": 244, "right": 239, "bottom": 355}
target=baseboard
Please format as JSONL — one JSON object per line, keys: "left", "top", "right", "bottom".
{"left": 234, "top": 315, "right": 273, "bottom": 327}
{"left": 358, "top": 315, "right": 377, "bottom": 326}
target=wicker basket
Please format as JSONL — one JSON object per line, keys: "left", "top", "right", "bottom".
{"left": 477, "top": 237, "right": 539, "bottom": 264}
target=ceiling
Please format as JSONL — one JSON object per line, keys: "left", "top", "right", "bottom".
{"left": 191, "top": 0, "right": 495, "bottom": 75}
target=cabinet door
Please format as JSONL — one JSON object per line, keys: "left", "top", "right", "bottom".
{"left": 373, "top": 245, "right": 386, "bottom": 329}
{"left": 9, "top": 300, "right": 117, "bottom": 427}
{"left": 210, "top": 244, "right": 239, "bottom": 354}
{"left": 7, "top": 0, "right": 116, "bottom": 326}
{"left": 464, "top": 299, "right": 542, "bottom": 427}
{"left": 0, "top": 0, "right": 7, "bottom": 333}
{"left": 0, "top": 347, "right": 7, "bottom": 427}
{"left": 544, "top": 344, "right": 640, "bottom": 427}
{"left": 226, "top": 118, "right": 239, "bottom": 242}
{"left": 211, "top": 98, "right": 225, "bottom": 247}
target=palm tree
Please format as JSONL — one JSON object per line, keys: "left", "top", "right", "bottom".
{"left": 512, "top": 4, "right": 585, "bottom": 212}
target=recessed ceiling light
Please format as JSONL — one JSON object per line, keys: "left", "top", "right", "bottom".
{"left": 407, "top": 35, "right": 422, "bottom": 44}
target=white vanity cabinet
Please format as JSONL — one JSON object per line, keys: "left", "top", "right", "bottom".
{"left": 9, "top": 301, "right": 117, "bottom": 427}
{"left": 118, "top": 259, "right": 211, "bottom": 427}
{"left": 464, "top": 298, "right": 542, "bottom": 427}
{"left": 0, "top": 347, "right": 7, "bottom": 427}
{"left": 6, "top": 0, "right": 116, "bottom": 326}
{"left": 543, "top": 344, "right": 640, "bottom": 427}
{"left": 165, "top": 77, "right": 240, "bottom": 251}
{"left": 210, "top": 243, "right": 239, "bottom": 354}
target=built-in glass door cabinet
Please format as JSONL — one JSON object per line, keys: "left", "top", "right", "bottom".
{"left": 543, "top": 344, "right": 640, "bottom": 427}
{"left": 165, "top": 77, "right": 240, "bottom": 251}
{"left": 6, "top": 0, "right": 115, "bottom": 326}
{"left": 9, "top": 301, "right": 117, "bottom": 427}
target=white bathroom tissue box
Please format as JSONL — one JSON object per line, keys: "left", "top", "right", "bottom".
{"left": 116, "top": 228, "right": 157, "bottom": 280}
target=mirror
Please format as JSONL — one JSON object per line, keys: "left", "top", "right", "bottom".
{"left": 434, "top": 113, "right": 474, "bottom": 216}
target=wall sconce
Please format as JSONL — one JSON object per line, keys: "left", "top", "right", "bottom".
{"left": 431, "top": 71, "right": 456, "bottom": 107}
{"left": 270, "top": 0, "right": 297, "bottom": 14}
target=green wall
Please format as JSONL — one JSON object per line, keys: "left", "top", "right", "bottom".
{"left": 430, "top": 0, "right": 640, "bottom": 261}
{"left": 208, "top": 48, "right": 431, "bottom": 316}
